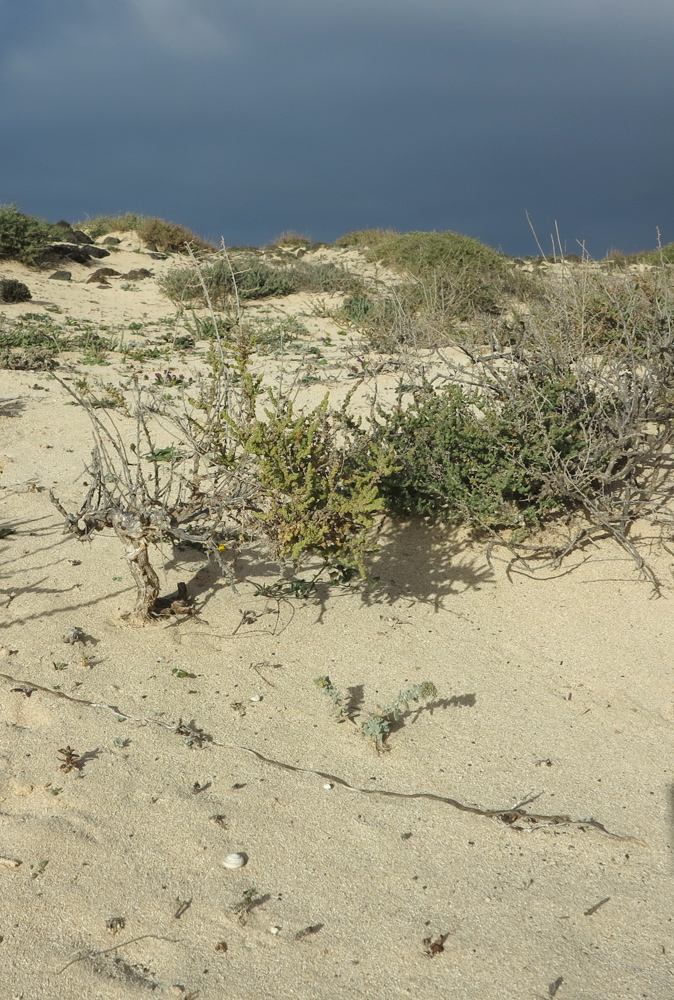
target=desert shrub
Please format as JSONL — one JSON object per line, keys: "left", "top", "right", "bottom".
{"left": 271, "top": 231, "right": 312, "bottom": 247}
{"left": 136, "top": 216, "right": 214, "bottom": 252}
{"left": 243, "top": 394, "right": 393, "bottom": 573}
{"left": 0, "top": 278, "right": 32, "bottom": 303}
{"left": 374, "top": 384, "right": 574, "bottom": 527}
{"left": 0, "top": 206, "right": 62, "bottom": 266}
{"left": 160, "top": 254, "right": 356, "bottom": 308}
{"left": 335, "top": 231, "right": 533, "bottom": 349}
{"left": 342, "top": 293, "right": 374, "bottom": 324}
{"left": 633, "top": 243, "right": 674, "bottom": 265}
{"left": 79, "top": 213, "right": 213, "bottom": 252}
{"left": 366, "top": 230, "right": 504, "bottom": 276}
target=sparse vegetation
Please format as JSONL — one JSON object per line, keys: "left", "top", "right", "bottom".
{"left": 314, "top": 676, "right": 438, "bottom": 749}
{"left": 159, "top": 251, "right": 357, "bottom": 308}
{"left": 78, "top": 213, "right": 214, "bottom": 252}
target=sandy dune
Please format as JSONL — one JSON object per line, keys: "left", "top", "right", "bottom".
{"left": 0, "top": 249, "right": 673, "bottom": 999}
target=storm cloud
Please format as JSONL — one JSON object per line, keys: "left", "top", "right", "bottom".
{"left": 1, "top": 0, "right": 673, "bottom": 254}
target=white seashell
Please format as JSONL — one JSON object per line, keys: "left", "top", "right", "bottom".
{"left": 323, "top": 783, "right": 333, "bottom": 790}
{"left": 250, "top": 695, "right": 262, "bottom": 702}
{"left": 270, "top": 925, "right": 280, "bottom": 935}
{"left": 222, "top": 852, "right": 246, "bottom": 869}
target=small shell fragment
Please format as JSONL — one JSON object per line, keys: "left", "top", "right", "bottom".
{"left": 270, "top": 925, "right": 281, "bottom": 935}
{"left": 323, "top": 783, "right": 333, "bottom": 790}
{"left": 250, "top": 695, "right": 262, "bottom": 703}
{"left": 222, "top": 852, "right": 246, "bottom": 870}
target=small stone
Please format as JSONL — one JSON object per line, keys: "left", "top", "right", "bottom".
{"left": 270, "top": 925, "right": 280, "bottom": 935}
{"left": 102, "top": 236, "right": 121, "bottom": 245}
{"left": 0, "top": 646, "right": 13, "bottom": 657}
{"left": 63, "top": 626, "right": 85, "bottom": 644}
{"left": 147, "top": 252, "right": 168, "bottom": 260}
{"left": 48, "top": 271, "right": 71, "bottom": 281}
{"left": 250, "top": 695, "right": 262, "bottom": 702}
{"left": 323, "top": 783, "right": 333, "bottom": 790}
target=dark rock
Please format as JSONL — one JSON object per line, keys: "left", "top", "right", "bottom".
{"left": 49, "top": 270, "right": 71, "bottom": 281}
{"left": 70, "top": 229, "right": 94, "bottom": 245}
{"left": 147, "top": 252, "right": 168, "bottom": 260}
{"left": 145, "top": 243, "right": 158, "bottom": 252}
{"left": 86, "top": 275, "right": 110, "bottom": 285}
{"left": 121, "top": 268, "right": 152, "bottom": 280}
{"left": 102, "top": 236, "right": 121, "bottom": 245}
{"left": 55, "top": 220, "right": 72, "bottom": 229}
{"left": 89, "top": 267, "right": 121, "bottom": 278}
{"left": 46, "top": 243, "right": 110, "bottom": 264}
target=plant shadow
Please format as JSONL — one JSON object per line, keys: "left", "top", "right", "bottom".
{"left": 360, "top": 518, "right": 493, "bottom": 609}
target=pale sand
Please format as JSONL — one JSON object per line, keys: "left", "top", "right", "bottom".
{"left": 0, "top": 248, "right": 673, "bottom": 999}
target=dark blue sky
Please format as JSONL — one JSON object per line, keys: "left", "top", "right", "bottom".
{"left": 1, "top": 0, "right": 673, "bottom": 256}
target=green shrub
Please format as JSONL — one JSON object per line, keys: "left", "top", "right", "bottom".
{"left": 0, "top": 278, "right": 32, "bottom": 303}
{"left": 243, "top": 395, "right": 393, "bottom": 573}
{"left": 375, "top": 376, "right": 598, "bottom": 528}
{"left": 342, "top": 293, "right": 373, "bottom": 324}
{"left": 366, "top": 230, "right": 504, "bottom": 275}
{"left": 160, "top": 255, "right": 356, "bottom": 308}
{"left": 0, "top": 206, "right": 62, "bottom": 266}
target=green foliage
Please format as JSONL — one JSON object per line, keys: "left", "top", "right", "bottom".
{"left": 375, "top": 377, "right": 597, "bottom": 527}
{"left": 0, "top": 278, "right": 31, "bottom": 303}
{"left": 0, "top": 313, "right": 64, "bottom": 350}
{"left": 367, "top": 230, "right": 504, "bottom": 275}
{"left": 315, "top": 676, "right": 438, "bottom": 749}
{"left": 0, "top": 205, "right": 62, "bottom": 266}
{"left": 314, "top": 675, "right": 351, "bottom": 722}
{"left": 362, "top": 682, "right": 438, "bottom": 749}
{"left": 342, "top": 293, "right": 373, "bottom": 324}
{"left": 160, "top": 255, "right": 357, "bottom": 308}
{"left": 243, "top": 394, "right": 393, "bottom": 573}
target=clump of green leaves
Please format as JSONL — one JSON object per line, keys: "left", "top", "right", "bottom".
{"left": 1, "top": 278, "right": 31, "bottom": 303}
{"left": 314, "top": 676, "right": 437, "bottom": 749}
{"left": 244, "top": 394, "right": 393, "bottom": 574}
{"left": 0, "top": 205, "right": 63, "bottom": 266}
{"left": 374, "top": 382, "right": 578, "bottom": 527}
{"left": 362, "top": 682, "right": 437, "bottom": 749}
{"left": 314, "top": 675, "right": 351, "bottom": 722}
